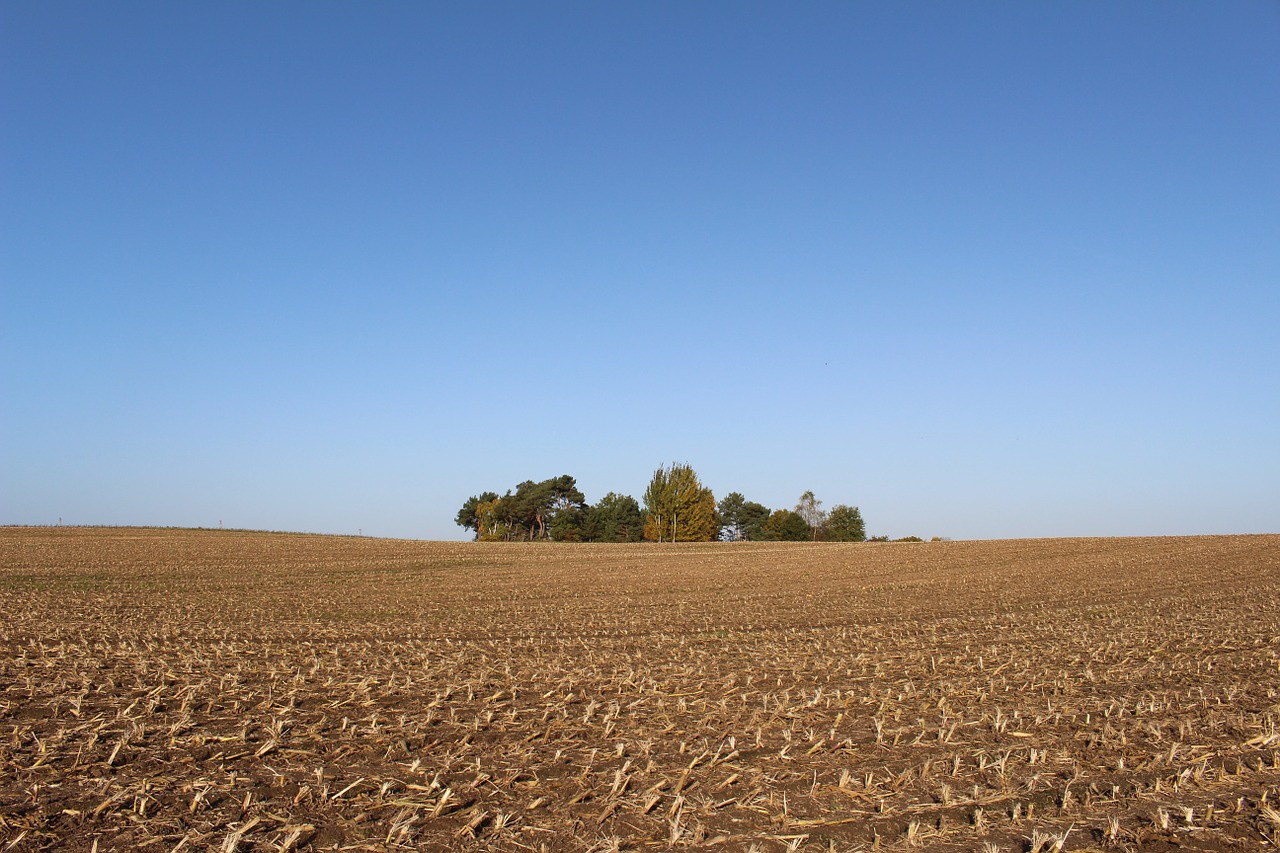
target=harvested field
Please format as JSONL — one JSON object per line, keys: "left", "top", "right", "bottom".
{"left": 2, "top": 527, "right": 1279, "bottom": 852}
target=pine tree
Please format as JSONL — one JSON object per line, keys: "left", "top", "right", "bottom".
{"left": 586, "top": 493, "right": 645, "bottom": 542}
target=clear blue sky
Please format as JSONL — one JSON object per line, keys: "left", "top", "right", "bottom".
{"left": 3, "top": 2, "right": 1277, "bottom": 540}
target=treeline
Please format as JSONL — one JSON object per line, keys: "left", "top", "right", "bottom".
{"left": 455, "top": 463, "right": 867, "bottom": 543}
{"left": 454, "top": 476, "right": 645, "bottom": 543}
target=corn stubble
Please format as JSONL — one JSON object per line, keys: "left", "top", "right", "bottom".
{"left": 2, "top": 527, "right": 1279, "bottom": 852}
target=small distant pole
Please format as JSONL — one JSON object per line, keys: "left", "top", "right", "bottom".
{"left": 58, "top": 517, "right": 62, "bottom": 526}
{"left": 358, "top": 528, "right": 362, "bottom": 537}
{"left": 219, "top": 520, "right": 223, "bottom": 529}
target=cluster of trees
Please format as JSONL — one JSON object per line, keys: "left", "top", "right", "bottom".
{"left": 717, "top": 490, "right": 866, "bottom": 542}
{"left": 456, "top": 465, "right": 867, "bottom": 544}
{"left": 454, "top": 475, "right": 644, "bottom": 542}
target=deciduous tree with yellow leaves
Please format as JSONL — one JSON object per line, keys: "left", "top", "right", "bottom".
{"left": 642, "top": 463, "right": 717, "bottom": 542}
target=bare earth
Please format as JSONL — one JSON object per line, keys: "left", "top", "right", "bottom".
{"left": 1, "top": 527, "right": 1278, "bottom": 852}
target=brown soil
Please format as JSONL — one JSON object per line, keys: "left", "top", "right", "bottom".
{"left": 1, "top": 527, "right": 1278, "bottom": 851}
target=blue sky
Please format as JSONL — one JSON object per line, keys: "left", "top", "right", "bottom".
{"left": 3, "top": 2, "right": 1277, "bottom": 540}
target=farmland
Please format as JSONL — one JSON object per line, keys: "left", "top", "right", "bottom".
{"left": 2, "top": 528, "right": 1278, "bottom": 852}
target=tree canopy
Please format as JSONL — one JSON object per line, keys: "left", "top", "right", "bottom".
{"left": 584, "top": 492, "right": 645, "bottom": 542}
{"left": 795, "top": 490, "right": 826, "bottom": 541}
{"left": 760, "top": 508, "right": 811, "bottom": 541}
{"left": 457, "top": 476, "right": 870, "bottom": 544}
{"left": 455, "top": 491, "right": 499, "bottom": 536}
{"left": 454, "top": 476, "right": 584, "bottom": 541}
{"left": 826, "top": 504, "right": 867, "bottom": 542}
{"left": 717, "top": 492, "right": 771, "bottom": 541}
{"left": 642, "top": 463, "right": 717, "bottom": 542}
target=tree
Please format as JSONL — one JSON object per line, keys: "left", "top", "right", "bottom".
{"left": 455, "top": 491, "right": 499, "bottom": 538}
{"left": 719, "top": 492, "right": 772, "bottom": 541}
{"left": 717, "top": 492, "right": 748, "bottom": 541}
{"left": 473, "top": 497, "right": 506, "bottom": 541}
{"left": 543, "top": 475, "right": 587, "bottom": 540}
{"left": 511, "top": 475, "right": 585, "bottom": 540}
{"left": 760, "top": 509, "right": 810, "bottom": 541}
{"left": 795, "top": 490, "right": 827, "bottom": 541}
{"left": 584, "top": 493, "right": 645, "bottom": 542}
{"left": 643, "top": 463, "right": 717, "bottom": 542}
{"left": 549, "top": 506, "right": 586, "bottom": 541}
{"left": 826, "top": 505, "right": 866, "bottom": 542}
{"left": 739, "top": 500, "right": 771, "bottom": 541}
{"left": 457, "top": 477, "right": 585, "bottom": 541}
